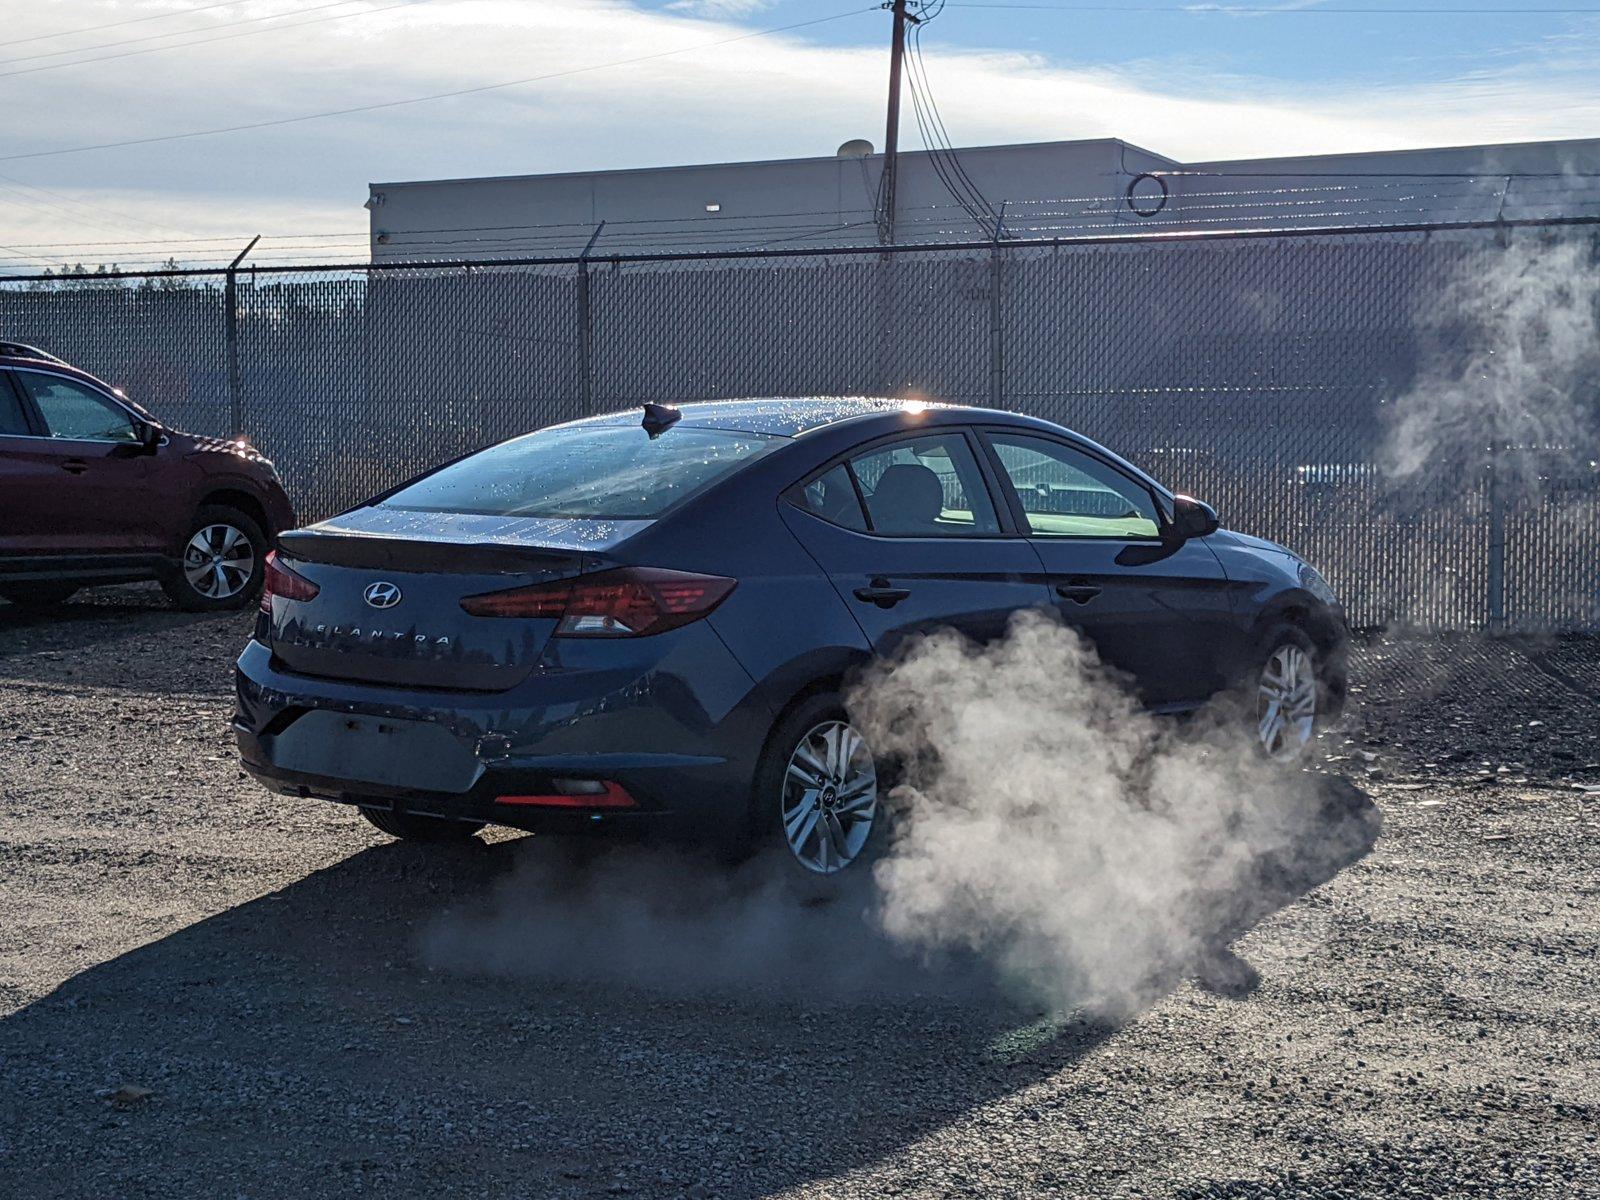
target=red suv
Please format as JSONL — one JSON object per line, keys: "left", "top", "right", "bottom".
{"left": 0, "top": 342, "right": 294, "bottom": 611}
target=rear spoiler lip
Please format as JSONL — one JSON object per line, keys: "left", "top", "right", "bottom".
{"left": 276, "top": 528, "right": 598, "bottom": 575}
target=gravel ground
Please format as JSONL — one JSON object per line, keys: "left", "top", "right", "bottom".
{"left": 1, "top": 585, "right": 1597, "bottom": 1199}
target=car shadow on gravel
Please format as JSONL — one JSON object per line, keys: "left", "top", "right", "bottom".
{"left": 0, "top": 781, "right": 1378, "bottom": 1200}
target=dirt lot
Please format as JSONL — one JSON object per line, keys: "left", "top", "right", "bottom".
{"left": 1, "top": 586, "right": 1597, "bottom": 1199}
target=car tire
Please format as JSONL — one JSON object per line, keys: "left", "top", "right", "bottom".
{"left": 754, "top": 691, "right": 887, "bottom": 883}
{"left": 361, "top": 807, "right": 485, "bottom": 843}
{"left": 1253, "top": 622, "right": 1321, "bottom": 762}
{"left": 0, "top": 582, "right": 80, "bottom": 608}
{"left": 161, "top": 505, "right": 268, "bottom": 612}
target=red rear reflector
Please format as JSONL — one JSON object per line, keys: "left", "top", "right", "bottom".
{"left": 261, "top": 550, "right": 319, "bottom": 612}
{"left": 460, "top": 567, "right": 734, "bottom": 636}
{"left": 495, "top": 781, "right": 636, "bottom": 809}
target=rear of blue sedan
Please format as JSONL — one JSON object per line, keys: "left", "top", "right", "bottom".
{"left": 235, "top": 409, "right": 833, "bottom": 850}
{"left": 236, "top": 397, "right": 1347, "bottom": 875}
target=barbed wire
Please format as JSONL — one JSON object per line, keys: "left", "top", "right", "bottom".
{"left": 4, "top": 172, "right": 1591, "bottom": 255}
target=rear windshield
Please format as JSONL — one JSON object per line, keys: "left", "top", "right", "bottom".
{"left": 378, "top": 423, "right": 780, "bottom": 520}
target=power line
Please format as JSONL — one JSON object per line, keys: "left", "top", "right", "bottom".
{"left": 0, "top": 7, "right": 876, "bottom": 164}
{"left": 1160, "top": 168, "right": 1600, "bottom": 178}
{"left": 4, "top": 174, "right": 1586, "bottom": 252}
{"left": 0, "top": 0, "right": 403, "bottom": 66}
{"left": 5, "top": 194, "right": 1550, "bottom": 266}
{"left": 2, "top": 172, "right": 1587, "bottom": 260}
{"left": 0, "top": 0, "right": 432, "bottom": 82}
{"left": 0, "top": 0, "right": 263, "bottom": 51}
{"left": 0, "top": 243, "right": 65, "bottom": 270}
{"left": 0, "top": 182, "right": 139, "bottom": 234}
{"left": 9, "top": 212, "right": 1600, "bottom": 282}
{"left": 0, "top": 169, "right": 203, "bottom": 238}
{"left": 940, "top": 4, "right": 1600, "bottom": 11}
{"left": 904, "top": 1, "right": 1001, "bottom": 235}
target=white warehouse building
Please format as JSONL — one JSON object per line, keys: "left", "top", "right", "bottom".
{"left": 366, "top": 134, "right": 1600, "bottom": 261}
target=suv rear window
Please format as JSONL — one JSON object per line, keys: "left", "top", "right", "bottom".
{"left": 378, "top": 423, "right": 779, "bottom": 520}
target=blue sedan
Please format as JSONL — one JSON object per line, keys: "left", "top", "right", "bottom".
{"left": 234, "top": 398, "right": 1347, "bottom": 876}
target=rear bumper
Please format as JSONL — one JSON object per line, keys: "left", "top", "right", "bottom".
{"left": 236, "top": 754, "right": 695, "bottom": 836}
{"left": 233, "top": 625, "right": 774, "bottom": 838}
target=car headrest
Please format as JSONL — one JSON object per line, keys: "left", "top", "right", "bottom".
{"left": 869, "top": 463, "right": 945, "bottom": 532}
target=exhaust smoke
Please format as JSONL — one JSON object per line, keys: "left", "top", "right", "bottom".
{"left": 424, "top": 613, "right": 1377, "bottom": 1016}
{"left": 850, "top": 610, "right": 1376, "bottom": 1017}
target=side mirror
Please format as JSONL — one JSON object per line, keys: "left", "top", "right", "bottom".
{"left": 1170, "top": 494, "right": 1220, "bottom": 541}
{"left": 136, "top": 421, "right": 164, "bottom": 454}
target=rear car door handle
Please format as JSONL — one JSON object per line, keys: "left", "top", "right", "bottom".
{"left": 1056, "top": 583, "right": 1102, "bottom": 605}
{"left": 59, "top": 459, "right": 89, "bottom": 475}
{"left": 854, "top": 580, "right": 911, "bottom": 608}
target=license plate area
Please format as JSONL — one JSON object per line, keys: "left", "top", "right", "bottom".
{"left": 266, "top": 711, "right": 483, "bottom": 794}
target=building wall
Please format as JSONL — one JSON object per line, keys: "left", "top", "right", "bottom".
{"left": 367, "top": 136, "right": 1600, "bottom": 261}
{"left": 366, "top": 140, "right": 1176, "bottom": 261}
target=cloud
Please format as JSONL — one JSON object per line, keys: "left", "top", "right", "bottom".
{"left": 664, "top": 0, "right": 776, "bottom": 15}
{"left": 0, "top": 0, "right": 1594, "bottom": 269}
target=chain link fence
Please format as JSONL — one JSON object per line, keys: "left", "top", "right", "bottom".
{"left": 3, "top": 221, "right": 1597, "bottom": 631}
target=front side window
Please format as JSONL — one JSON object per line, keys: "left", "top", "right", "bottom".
{"left": 379, "top": 422, "right": 779, "bottom": 520}
{"left": 0, "top": 375, "right": 30, "bottom": 436}
{"left": 17, "top": 373, "right": 138, "bottom": 442}
{"left": 847, "top": 433, "right": 1000, "bottom": 536}
{"left": 989, "top": 433, "right": 1161, "bottom": 539}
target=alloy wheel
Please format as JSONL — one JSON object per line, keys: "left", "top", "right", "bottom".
{"left": 183, "top": 523, "right": 256, "bottom": 600}
{"left": 781, "top": 720, "right": 878, "bottom": 875}
{"left": 1257, "top": 644, "right": 1318, "bottom": 760}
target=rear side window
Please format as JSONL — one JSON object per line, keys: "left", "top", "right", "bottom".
{"left": 16, "top": 373, "right": 139, "bottom": 442}
{"left": 793, "top": 464, "right": 867, "bottom": 531}
{"left": 379, "top": 423, "right": 779, "bottom": 520}
{"left": 0, "top": 375, "right": 29, "bottom": 435}
{"left": 847, "top": 433, "right": 1000, "bottom": 536}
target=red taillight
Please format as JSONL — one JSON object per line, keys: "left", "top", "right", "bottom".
{"left": 495, "top": 781, "right": 636, "bottom": 809}
{"left": 261, "top": 550, "right": 319, "bottom": 613}
{"left": 460, "top": 567, "right": 735, "bottom": 636}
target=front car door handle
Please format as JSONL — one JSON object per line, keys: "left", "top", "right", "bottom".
{"left": 1056, "top": 583, "right": 1102, "bottom": 605}
{"left": 854, "top": 582, "right": 911, "bottom": 608}
{"left": 59, "top": 459, "right": 89, "bottom": 475}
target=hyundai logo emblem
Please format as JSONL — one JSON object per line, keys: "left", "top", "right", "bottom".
{"left": 363, "top": 581, "right": 403, "bottom": 609}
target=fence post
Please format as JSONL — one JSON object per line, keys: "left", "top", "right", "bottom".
{"left": 989, "top": 202, "right": 1008, "bottom": 408}
{"left": 1485, "top": 221, "right": 1510, "bottom": 632}
{"left": 1486, "top": 440, "right": 1507, "bottom": 632}
{"left": 224, "top": 235, "right": 259, "bottom": 437}
{"left": 575, "top": 222, "right": 605, "bottom": 412}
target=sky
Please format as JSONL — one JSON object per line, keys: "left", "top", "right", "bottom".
{"left": 0, "top": 0, "right": 1595, "bottom": 271}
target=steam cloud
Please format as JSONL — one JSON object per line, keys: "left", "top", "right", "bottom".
{"left": 850, "top": 611, "right": 1376, "bottom": 1016}
{"left": 1382, "top": 233, "right": 1600, "bottom": 498}
{"left": 424, "top": 612, "right": 1376, "bottom": 1017}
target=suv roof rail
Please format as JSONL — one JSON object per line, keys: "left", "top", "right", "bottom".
{"left": 0, "top": 340, "right": 66, "bottom": 364}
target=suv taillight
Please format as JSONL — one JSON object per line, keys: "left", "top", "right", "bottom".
{"left": 260, "top": 551, "right": 319, "bottom": 613}
{"left": 460, "top": 567, "right": 735, "bottom": 636}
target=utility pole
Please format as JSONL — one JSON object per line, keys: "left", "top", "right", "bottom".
{"left": 878, "top": 0, "right": 918, "bottom": 246}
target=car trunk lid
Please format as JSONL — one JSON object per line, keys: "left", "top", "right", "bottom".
{"left": 266, "top": 510, "right": 648, "bottom": 691}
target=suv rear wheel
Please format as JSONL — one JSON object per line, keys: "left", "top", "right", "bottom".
{"left": 0, "top": 582, "right": 80, "bottom": 608}
{"left": 161, "top": 504, "right": 267, "bottom": 612}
